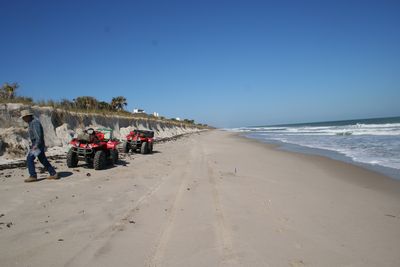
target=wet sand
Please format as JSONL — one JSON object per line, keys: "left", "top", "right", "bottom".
{"left": 1, "top": 130, "right": 399, "bottom": 267}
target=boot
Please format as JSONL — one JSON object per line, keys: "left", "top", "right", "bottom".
{"left": 47, "top": 173, "right": 59, "bottom": 180}
{"left": 24, "top": 176, "right": 38, "bottom": 183}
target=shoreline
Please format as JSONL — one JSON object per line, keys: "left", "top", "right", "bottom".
{"left": 238, "top": 132, "right": 400, "bottom": 180}
{"left": 230, "top": 130, "right": 400, "bottom": 196}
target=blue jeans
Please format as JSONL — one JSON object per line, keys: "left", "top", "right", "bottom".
{"left": 27, "top": 146, "right": 56, "bottom": 178}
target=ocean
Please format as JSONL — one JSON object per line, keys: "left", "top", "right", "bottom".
{"left": 232, "top": 116, "right": 400, "bottom": 179}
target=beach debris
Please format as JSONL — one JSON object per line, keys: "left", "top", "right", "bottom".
{"left": 58, "top": 238, "right": 64, "bottom": 242}
{"left": 55, "top": 196, "right": 59, "bottom": 199}
{"left": 86, "top": 173, "right": 91, "bottom": 177}
{"left": 6, "top": 222, "right": 13, "bottom": 228}
{"left": 290, "top": 259, "right": 305, "bottom": 267}
{"left": 45, "top": 231, "right": 50, "bottom": 234}
{"left": 73, "top": 169, "right": 80, "bottom": 172}
{"left": 5, "top": 174, "right": 11, "bottom": 178}
{"left": 45, "top": 220, "right": 48, "bottom": 223}
{"left": 385, "top": 214, "right": 397, "bottom": 218}
{"left": 72, "top": 194, "right": 75, "bottom": 197}
{"left": 129, "top": 220, "right": 135, "bottom": 224}
{"left": 79, "top": 210, "right": 85, "bottom": 214}
{"left": 187, "top": 187, "right": 191, "bottom": 191}
{"left": 264, "top": 200, "right": 272, "bottom": 208}
{"left": 0, "top": 213, "right": 4, "bottom": 218}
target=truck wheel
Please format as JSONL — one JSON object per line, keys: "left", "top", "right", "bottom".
{"left": 141, "top": 142, "right": 149, "bottom": 154}
{"left": 94, "top": 150, "right": 106, "bottom": 170}
{"left": 111, "top": 149, "right": 119, "bottom": 164}
{"left": 66, "top": 148, "right": 78, "bottom": 167}
{"left": 122, "top": 141, "right": 130, "bottom": 153}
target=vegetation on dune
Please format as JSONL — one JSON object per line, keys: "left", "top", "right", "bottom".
{"left": 0, "top": 82, "right": 208, "bottom": 128}
{"left": 111, "top": 96, "right": 127, "bottom": 111}
{"left": 0, "top": 83, "right": 33, "bottom": 103}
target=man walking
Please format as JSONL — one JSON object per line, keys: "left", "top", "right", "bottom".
{"left": 21, "top": 109, "right": 58, "bottom": 182}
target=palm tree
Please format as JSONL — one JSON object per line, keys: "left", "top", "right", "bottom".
{"left": 111, "top": 96, "right": 127, "bottom": 111}
{"left": 0, "top": 82, "right": 19, "bottom": 99}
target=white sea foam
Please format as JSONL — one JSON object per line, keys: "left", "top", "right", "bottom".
{"left": 232, "top": 121, "right": 400, "bottom": 171}
{"left": 237, "top": 123, "right": 400, "bottom": 136}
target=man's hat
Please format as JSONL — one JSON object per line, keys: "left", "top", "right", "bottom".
{"left": 20, "top": 109, "right": 34, "bottom": 119}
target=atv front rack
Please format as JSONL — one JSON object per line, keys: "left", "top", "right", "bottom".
{"left": 72, "top": 147, "right": 93, "bottom": 156}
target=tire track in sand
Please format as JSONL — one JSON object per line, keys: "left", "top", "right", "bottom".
{"left": 145, "top": 169, "right": 189, "bottom": 267}
{"left": 146, "top": 137, "right": 239, "bottom": 266}
{"left": 203, "top": 146, "right": 240, "bottom": 266}
{"left": 64, "top": 176, "right": 168, "bottom": 267}
{"left": 145, "top": 141, "right": 196, "bottom": 267}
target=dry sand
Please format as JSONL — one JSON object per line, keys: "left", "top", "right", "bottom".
{"left": 1, "top": 130, "right": 399, "bottom": 267}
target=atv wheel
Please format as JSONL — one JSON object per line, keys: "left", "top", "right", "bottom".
{"left": 141, "top": 142, "right": 149, "bottom": 154}
{"left": 110, "top": 149, "right": 119, "bottom": 164}
{"left": 94, "top": 150, "right": 106, "bottom": 170}
{"left": 122, "top": 141, "right": 130, "bottom": 153}
{"left": 149, "top": 143, "right": 153, "bottom": 153}
{"left": 66, "top": 148, "right": 78, "bottom": 167}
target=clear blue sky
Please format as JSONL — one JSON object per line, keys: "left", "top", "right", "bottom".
{"left": 1, "top": 0, "right": 399, "bottom": 127}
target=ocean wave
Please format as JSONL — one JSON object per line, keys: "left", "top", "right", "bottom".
{"left": 234, "top": 123, "right": 400, "bottom": 136}
{"left": 234, "top": 119, "right": 400, "bottom": 172}
{"left": 248, "top": 134, "right": 400, "bottom": 170}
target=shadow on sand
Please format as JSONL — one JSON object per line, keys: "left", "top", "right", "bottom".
{"left": 58, "top": 171, "right": 73, "bottom": 179}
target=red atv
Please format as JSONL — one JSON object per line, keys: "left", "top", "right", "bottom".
{"left": 122, "top": 130, "right": 154, "bottom": 154}
{"left": 67, "top": 128, "right": 119, "bottom": 170}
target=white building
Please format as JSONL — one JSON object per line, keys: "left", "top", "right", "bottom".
{"left": 133, "top": 108, "right": 145, "bottom": 114}
{"left": 153, "top": 112, "right": 159, "bottom": 117}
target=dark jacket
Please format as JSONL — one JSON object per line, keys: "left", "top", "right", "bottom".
{"left": 28, "top": 118, "right": 45, "bottom": 147}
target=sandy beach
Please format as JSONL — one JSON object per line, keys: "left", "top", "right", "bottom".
{"left": 1, "top": 130, "right": 399, "bottom": 267}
